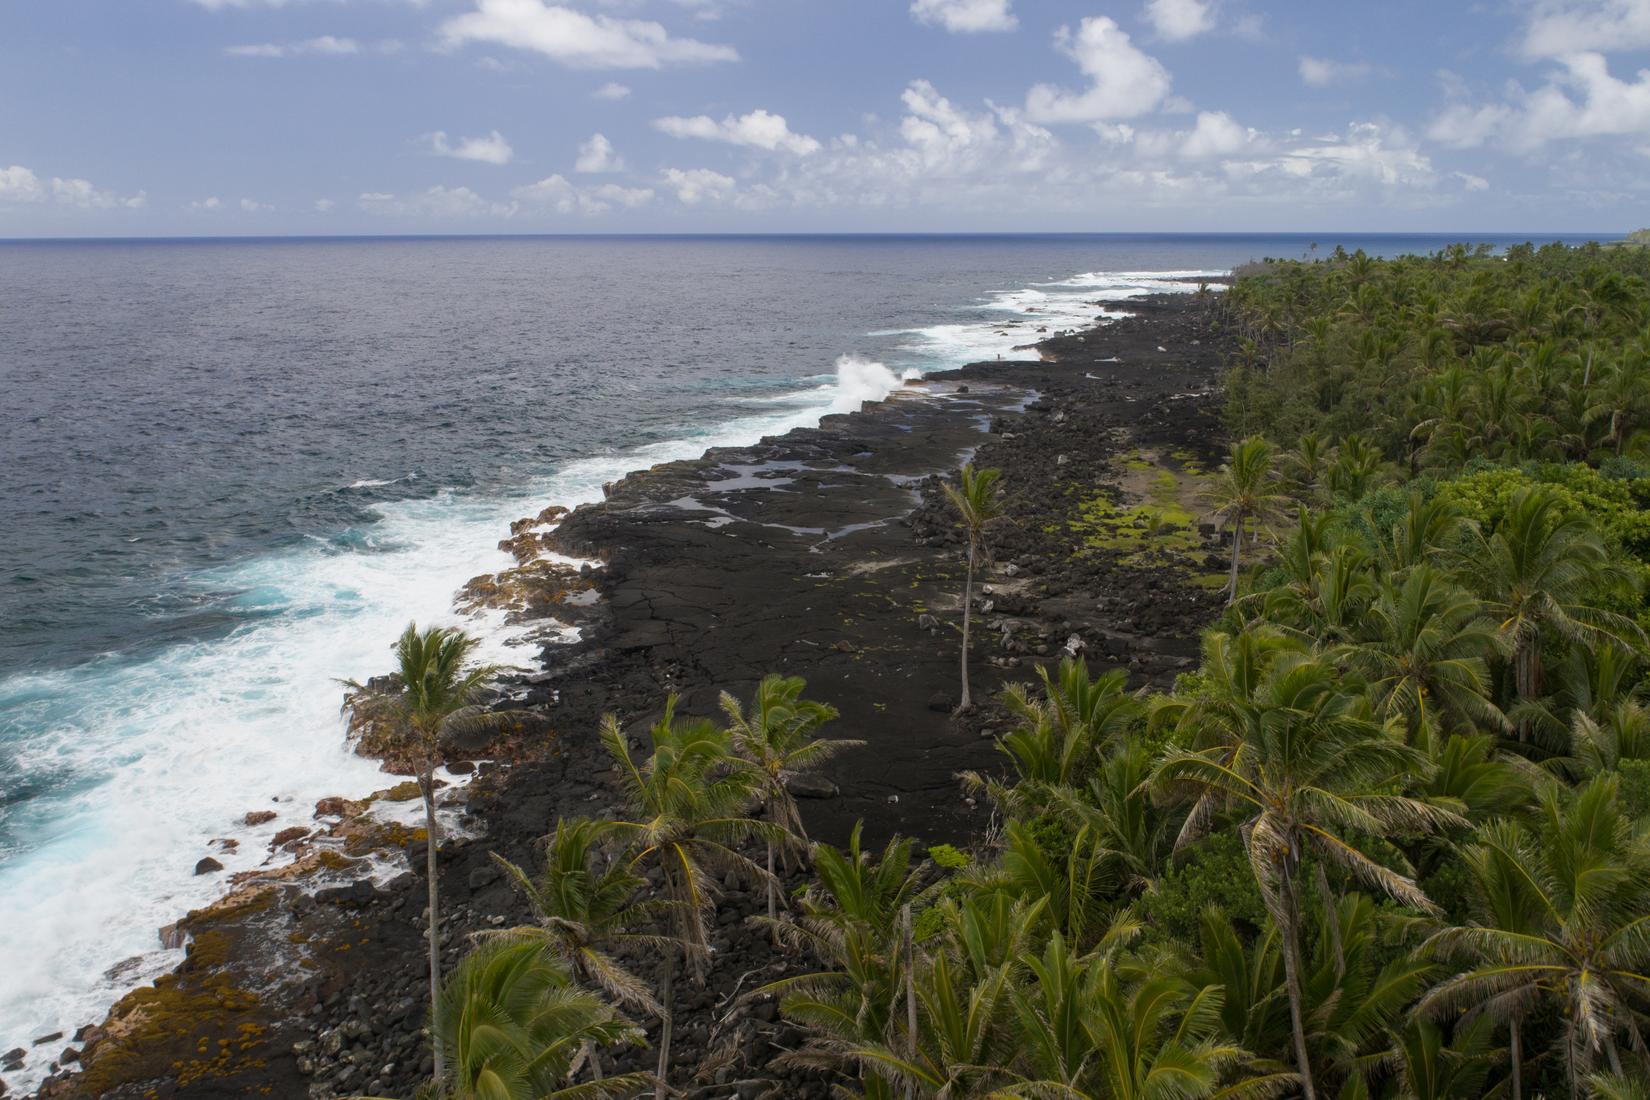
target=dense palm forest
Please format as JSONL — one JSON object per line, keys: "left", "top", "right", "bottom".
{"left": 369, "top": 242, "right": 1650, "bottom": 1100}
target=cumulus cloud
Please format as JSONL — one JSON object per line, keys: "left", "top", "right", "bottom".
{"left": 575, "top": 132, "right": 624, "bottom": 172}
{"left": 240, "top": 198, "right": 273, "bottom": 212}
{"left": 1025, "top": 17, "right": 1173, "bottom": 123}
{"left": 662, "top": 166, "right": 737, "bottom": 204}
{"left": 189, "top": 196, "right": 224, "bottom": 211}
{"left": 1298, "top": 56, "right": 1375, "bottom": 86}
{"left": 1429, "top": 51, "right": 1650, "bottom": 151}
{"left": 513, "top": 173, "right": 654, "bottom": 212}
{"left": 439, "top": 0, "right": 738, "bottom": 69}
{"left": 225, "top": 36, "right": 359, "bottom": 58}
{"left": 653, "top": 108, "right": 821, "bottom": 154}
{"left": 315, "top": 198, "right": 337, "bottom": 212}
{"left": 423, "top": 130, "right": 515, "bottom": 165}
{"left": 1522, "top": 0, "right": 1650, "bottom": 57}
{"left": 0, "top": 165, "right": 146, "bottom": 210}
{"left": 1178, "top": 110, "right": 1254, "bottom": 158}
{"left": 1142, "top": 0, "right": 1215, "bottom": 41}
{"left": 909, "top": 0, "right": 1017, "bottom": 33}
{"left": 593, "top": 81, "right": 632, "bottom": 99}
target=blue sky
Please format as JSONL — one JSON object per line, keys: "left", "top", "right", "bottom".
{"left": 2, "top": 0, "right": 1648, "bottom": 235}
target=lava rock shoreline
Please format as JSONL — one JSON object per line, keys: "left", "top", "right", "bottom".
{"left": 33, "top": 286, "right": 1235, "bottom": 1100}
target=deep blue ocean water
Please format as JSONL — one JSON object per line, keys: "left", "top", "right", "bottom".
{"left": 0, "top": 232, "right": 1608, "bottom": 1083}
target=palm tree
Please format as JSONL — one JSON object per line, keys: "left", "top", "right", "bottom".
{"left": 489, "top": 818, "right": 667, "bottom": 1078}
{"left": 720, "top": 674, "right": 860, "bottom": 932}
{"left": 1154, "top": 638, "right": 1463, "bottom": 1100}
{"left": 1335, "top": 566, "right": 1509, "bottom": 747}
{"left": 426, "top": 939, "right": 648, "bottom": 1100}
{"left": 762, "top": 824, "right": 927, "bottom": 1100}
{"left": 1455, "top": 487, "right": 1643, "bottom": 716}
{"left": 600, "top": 698, "right": 777, "bottom": 1100}
{"left": 1419, "top": 776, "right": 1650, "bottom": 1098}
{"left": 1001, "top": 933, "right": 1291, "bottom": 1100}
{"left": 1206, "top": 437, "right": 1288, "bottom": 605}
{"left": 341, "top": 622, "right": 501, "bottom": 1081}
{"left": 943, "top": 463, "right": 1004, "bottom": 711}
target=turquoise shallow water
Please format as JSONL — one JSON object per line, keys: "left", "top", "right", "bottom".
{"left": 0, "top": 231, "right": 1604, "bottom": 1084}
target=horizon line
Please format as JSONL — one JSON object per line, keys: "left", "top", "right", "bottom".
{"left": 0, "top": 229, "right": 1624, "bottom": 246}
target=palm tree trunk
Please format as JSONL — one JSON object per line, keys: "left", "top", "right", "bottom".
{"left": 1226, "top": 518, "right": 1245, "bottom": 606}
{"left": 421, "top": 768, "right": 444, "bottom": 1082}
{"left": 655, "top": 943, "right": 675, "bottom": 1100}
{"left": 902, "top": 903, "right": 919, "bottom": 1100}
{"left": 1278, "top": 853, "right": 1318, "bottom": 1100}
{"left": 959, "top": 540, "right": 975, "bottom": 710}
{"left": 1510, "top": 1017, "right": 1523, "bottom": 1100}
{"left": 767, "top": 837, "right": 779, "bottom": 945}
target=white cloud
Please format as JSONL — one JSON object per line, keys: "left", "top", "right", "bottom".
{"left": 1298, "top": 55, "right": 1374, "bottom": 86}
{"left": 1522, "top": 0, "right": 1650, "bottom": 57}
{"left": 662, "top": 166, "right": 736, "bottom": 204}
{"left": 225, "top": 36, "right": 360, "bottom": 58}
{"left": 899, "top": 81, "right": 1056, "bottom": 173}
{"left": 359, "top": 186, "right": 518, "bottom": 218}
{"left": 575, "top": 132, "right": 624, "bottom": 172}
{"left": 909, "top": 0, "right": 1017, "bottom": 33}
{"left": 439, "top": 0, "right": 738, "bottom": 69}
{"left": 1428, "top": 51, "right": 1650, "bottom": 151}
{"left": 513, "top": 174, "right": 654, "bottom": 213}
{"left": 1025, "top": 17, "right": 1173, "bottom": 123}
{"left": 653, "top": 108, "right": 821, "bottom": 154}
{"left": 0, "top": 165, "right": 145, "bottom": 210}
{"left": 423, "top": 129, "right": 516, "bottom": 165}
{"left": 1142, "top": 0, "right": 1214, "bottom": 41}
{"left": 189, "top": 196, "right": 224, "bottom": 211}
{"left": 1179, "top": 110, "right": 1254, "bottom": 158}
{"left": 240, "top": 198, "right": 273, "bottom": 212}
{"left": 593, "top": 81, "right": 632, "bottom": 99}
{"left": 315, "top": 198, "right": 337, "bottom": 212}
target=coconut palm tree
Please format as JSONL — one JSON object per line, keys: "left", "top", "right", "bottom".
{"left": 1454, "top": 487, "right": 1643, "bottom": 718}
{"left": 761, "top": 824, "right": 927, "bottom": 1100}
{"left": 1153, "top": 639, "right": 1463, "bottom": 1100}
{"left": 943, "top": 463, "right": 1004, "bottom": 711}
{"left": 341, "top": 622, "right": 502, "bottom": 1081}
{"left": 488, "top": 817, "right": 668, "bottom": 1078}
{"left": 1335, "top": 566, "right": 1509, "bottom": 747}
{"left": 720, "top": 674, "right": 860, "bottom": 932}
{"left": 1419, "top": 776, "right": 1650, "bottom": 1099}
{"left": 600, "top": 698, "right": 777, "bottom": 1100}
{"left": 427, "top": 939, "right": 649, "bottom": 1100}
{"left": 1206, "top": 437, "right": 1289, "bottom": 605}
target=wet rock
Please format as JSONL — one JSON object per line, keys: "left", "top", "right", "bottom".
{"left": 316, "top": 880, "right": 378, "bottom": 908}
{"left": 271, "top": 826, "right": 310, "bottom": 849}
{"left": 244, "top": 810, "right": 278, "bottom": 826}
{"left": 31, "top": 1033, "right": 62, "bottom": 1047}
{"left": 159, "top": 921, "right": 187, "bottom": 949}
{"left": 927, "top": 691, "right": 954, "bottom": 713}
{"left": 194, "top": 857, "right": 224, "bottom": 875}
{"left": 314, "top": 796, "right": 352, "bottom": 818}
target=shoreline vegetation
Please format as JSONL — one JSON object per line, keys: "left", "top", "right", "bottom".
{"left": 30, "top": 238, "right": 1650, "bottom": 1100}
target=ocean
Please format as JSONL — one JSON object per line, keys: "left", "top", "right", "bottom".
{"left": 0, "top": 231, "right": 1603, "bottom": 1084}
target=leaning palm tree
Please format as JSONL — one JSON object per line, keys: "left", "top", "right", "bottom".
{"left": 428, "top": 939, "right": 649, "bottom": 1100}
{"left": 1419, "top": 776, "right": 1650, "bottom": 1099}
{"left": 1206, "top": 436, "right": 1288, "bottom": 605}
{"left": 341, "top": 622, "right": 501, "bottom": 1082}
{"left": 600, "top": 698, "right": 778, "bottom": 1100}
{"left": 943, "top": 463, "right": 1004, "bottom": 711}
{"left": 1153, "top": 639, "right": 1463, "bottom": 1100}
{"left": 489, "top": 817, "right": 667, "bottom": 1079}
{"left": 721, "top": 674, "right": 861, "bottom": 932}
